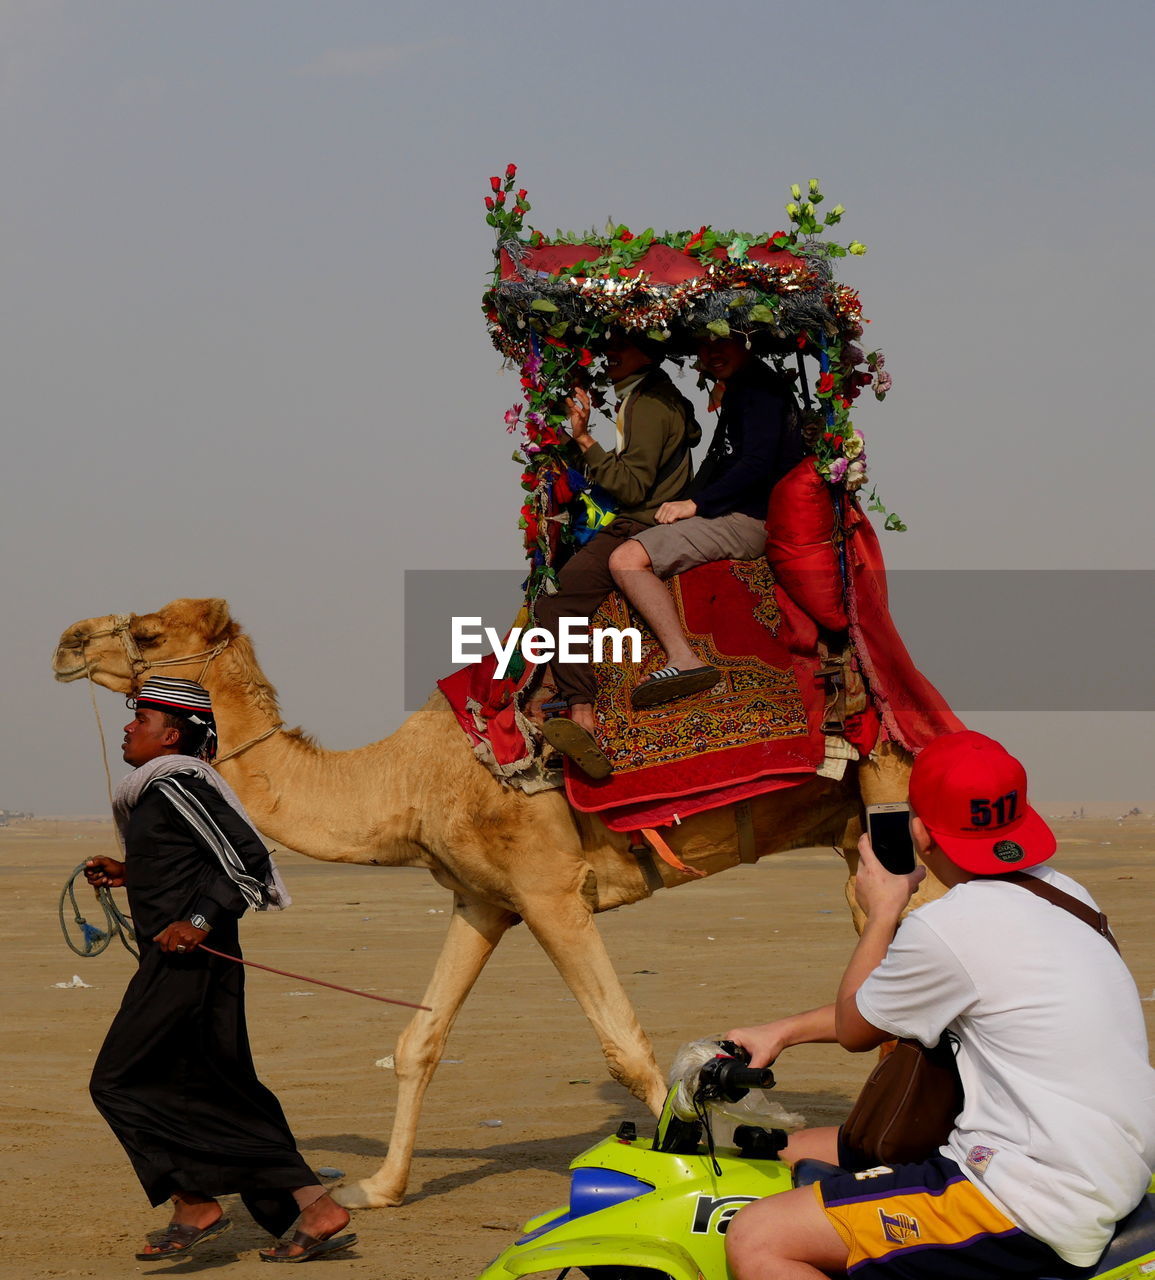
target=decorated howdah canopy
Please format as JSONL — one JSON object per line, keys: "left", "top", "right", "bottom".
{"left": 481, "top": 165, "right": 899, "bottom": 602}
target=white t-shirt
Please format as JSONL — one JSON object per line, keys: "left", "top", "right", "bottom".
{"left": 856, "top": 867, "right": 1155, "bottom": 1267}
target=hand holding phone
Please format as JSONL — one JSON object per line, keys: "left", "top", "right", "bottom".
{"left": 866, "top": 803, "right": 916, "bottom": 875}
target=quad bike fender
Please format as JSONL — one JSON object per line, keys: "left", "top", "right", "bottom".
{"left": 517, "top": 1204, "right": 568, "bottom": 1236}
{"left": 480, "top": 1232, "right": 702, "bottom": 1280}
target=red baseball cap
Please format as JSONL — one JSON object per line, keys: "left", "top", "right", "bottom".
{"left": 908, "top": 731, "right": 1056, "bottom": 874}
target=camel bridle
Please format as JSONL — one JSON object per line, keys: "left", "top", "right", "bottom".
{"left": 80, "top": 614, "right": 231, "bottom": 687}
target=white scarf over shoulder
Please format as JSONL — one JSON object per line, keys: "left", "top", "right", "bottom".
{"left": 113, "top": 754, "right": 290, "bottom": 910}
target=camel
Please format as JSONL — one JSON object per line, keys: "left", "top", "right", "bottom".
{"left": 53, "top": 597, "right": 920, "bottom": 1209}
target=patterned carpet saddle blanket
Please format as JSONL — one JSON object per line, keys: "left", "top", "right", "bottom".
{"left": 438, "top": 558, "right": 883, "bottom": 830}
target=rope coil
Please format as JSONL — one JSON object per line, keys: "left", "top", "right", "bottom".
{"left": 59, "top": 864, "right": 138, "bottom": 959}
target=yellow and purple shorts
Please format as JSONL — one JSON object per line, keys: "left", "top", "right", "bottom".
{"left": 815, "top": 1155, "right": 1089, "bottom": 1278}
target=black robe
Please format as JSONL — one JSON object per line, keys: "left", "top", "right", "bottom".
{"left": 90, "top": 776, "right": 313, "bottom": 1237}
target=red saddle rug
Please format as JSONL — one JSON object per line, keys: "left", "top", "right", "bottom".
{"left": 565, "top": 558, "right": 828, "bottom": 824}
{"left": 438, "top": 508, "right": 964, "bottom": 833}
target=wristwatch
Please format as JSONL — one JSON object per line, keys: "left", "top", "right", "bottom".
{"left": 188, "top": 913, "right": 210, "bottom": 932}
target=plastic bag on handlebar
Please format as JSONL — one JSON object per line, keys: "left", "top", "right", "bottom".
{"left": 668, "top": 1038, "right": 805, "bottom": 1138}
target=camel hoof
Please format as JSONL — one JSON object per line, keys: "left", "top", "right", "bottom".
{"left": 333, "top": 1180, "right": 405, "bottom": 1210}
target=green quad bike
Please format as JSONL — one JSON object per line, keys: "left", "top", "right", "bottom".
{"left": 477, "top": 1042, "right": 1155, "bottom": 1280}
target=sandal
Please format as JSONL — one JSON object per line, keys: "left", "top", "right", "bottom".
{"left": 630, "top": 665, "right": 720, "bottom": 709}
{"left": 540, "top": 717, "right": 613, "bottom": 779}
{"left": 135, "top": 1215, "right": 232, "bottom": 1260}
{"left": 260, "top": 1230, "right": 358, "bottom": 1263}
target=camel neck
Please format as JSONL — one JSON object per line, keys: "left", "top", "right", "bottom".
{"left": 193, "top": 640, "right": 419, "bottom": 866}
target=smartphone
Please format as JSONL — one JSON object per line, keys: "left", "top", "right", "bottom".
{"left": 866, "top": 802, "right": 916, "bottom": 875}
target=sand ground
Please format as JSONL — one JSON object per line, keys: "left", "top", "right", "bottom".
{"left": 3, "top": 816, "right": 1152, "bottom": 1279}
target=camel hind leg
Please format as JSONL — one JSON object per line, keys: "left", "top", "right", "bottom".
{"left": 335, "top": 895, "right": 515, "bottom": 1209}
{"left": 520, "top": 892, "right": 667, "bottom": 1115}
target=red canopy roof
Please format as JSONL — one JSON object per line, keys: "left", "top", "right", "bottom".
{"left": 499, "top": 241, "right": 805, "bottom": 285}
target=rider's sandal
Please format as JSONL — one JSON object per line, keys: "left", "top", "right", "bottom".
{"left": 540, "top": 717, "right": 613, "bottom": 779}
{"left": 135, "top": 1216, "right": 232, "bottom": 1260}
{"left": 630, "top": 665, "right": 720, "bottom": 709}
{"left": 259, "top": 1230, "right": 358, "bottom": 1263}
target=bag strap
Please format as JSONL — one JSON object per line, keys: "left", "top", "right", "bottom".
{"left": 1000, "top": 871, "right": 1120, "bottom": 954}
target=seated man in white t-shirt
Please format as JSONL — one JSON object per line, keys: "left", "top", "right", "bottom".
{"left": 723, "top": 730, "right": 1155, "bottom": 1280}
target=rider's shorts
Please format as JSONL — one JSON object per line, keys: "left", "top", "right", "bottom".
{"left": 632, "top": 512, "right": 766, "bottom": 579}
{"left": 814, "top": 1155, "right": 1093, "bottom": 1279}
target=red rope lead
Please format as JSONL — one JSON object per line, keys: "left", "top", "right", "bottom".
{"left": 200, "top": 945, "right": 432, "bottom": 1011}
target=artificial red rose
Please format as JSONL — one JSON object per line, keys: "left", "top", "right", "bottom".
{"left": 484, "top": 196, "right": 495, "bottom": 210}
{"left": 684, "top": 226, "right": 707, "bottom": 255}
{"left": 506, "top": 163, "right": 517, "bottom": 179}
{"left": 532, "top": 231, "right": 545, "bottom": 246}
{"left": 769, "top": 231, "right": 787, "bottom": 242}
{"left": 490, "top": 176, "right": 501, "bottom": 192}
{"left": 618, "top": 229, "right": 634, "bottom": 242}
{"left": 578, "top": 348, "right": 593, "bottom": 366}
{"left": 495, "top": 191, "right": 505, "bottom": 206}
{"left": 817, "top": 372, "right": 835, "bottom": 396}
{"left": 521, "top": 471, "right": 537, "bottom": 486}
{"left": 544, "top": 337, "right": 566, "bottom": 349}
{"left": 517, "top": 188, "right": 527, "bottom": 201}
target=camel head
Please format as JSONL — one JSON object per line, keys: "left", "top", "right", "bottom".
{"left": 53, "top": 598, "right": 238, "bottom": 696}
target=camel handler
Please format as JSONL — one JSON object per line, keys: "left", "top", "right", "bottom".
{"left": 84, "top": 676, "right": 357, "bottom": 1264}
{"left": 720, "top": 730, "right": 1155, "bottom": 1280}
{"left": 535, "top": 333, "right": 699, "bottom": 778}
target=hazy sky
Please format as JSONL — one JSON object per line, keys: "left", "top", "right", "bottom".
{"left": 4, "top": 0, "right": 1152, "bottom": 814}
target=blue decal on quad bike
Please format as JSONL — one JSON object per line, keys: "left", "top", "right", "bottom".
{"left": 516, "top": 1167, "right": 653, "bottom": 1244}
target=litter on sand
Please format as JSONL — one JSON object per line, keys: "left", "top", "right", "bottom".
{"left": 54, "top": 974, "right": 91, "bottom": 989}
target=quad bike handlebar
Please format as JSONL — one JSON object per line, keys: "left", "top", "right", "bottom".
{"left": 693, "top": 1041, "right": 776, "bottom": 1104}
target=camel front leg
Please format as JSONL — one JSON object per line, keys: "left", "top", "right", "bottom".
{"left": 521, "top": 895, "right": 667, "bottom": 1115}
{"left": 335, "top": 896, "right": 515, "bottom": 1209}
